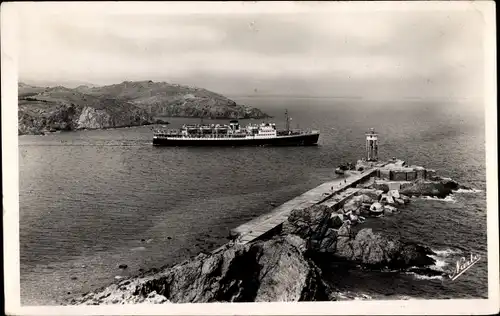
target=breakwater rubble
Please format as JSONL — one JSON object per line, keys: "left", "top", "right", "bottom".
{"left": 69, "top": 158, "right": 472, "bottom": 305}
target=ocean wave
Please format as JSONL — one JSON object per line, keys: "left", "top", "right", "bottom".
{"left": 406, "top": 272, "right": 444, "bottom": 281}
{"left": 396, "top": 295, "right": 415, "bottom": 300}
{"left": 431, "top": 248, "right": 462, "bottom": 257}
{"left": 131, "top": 246, "right": 147, "bottom": 252}
{"left": 353, "top": 294, "right": 373, "bottom": 300}
{"left": 420, "top": 195, "right": 456, "bottom": 202}
{"left": 429, "top": 255, "right": 448, "bottom": 271}
{"left": 332, "top": 291, "right": 373, "bottom": 300}
{"left": 453, "top": 188, "right": 483, "bottom": 194}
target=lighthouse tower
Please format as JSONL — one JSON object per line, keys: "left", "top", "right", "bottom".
{"left": 365, "top": 128, "right": 378, "bottom": 161}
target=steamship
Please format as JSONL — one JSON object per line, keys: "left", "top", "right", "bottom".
{"left": 152, "top": 110, "right": 320, "bottom": 147}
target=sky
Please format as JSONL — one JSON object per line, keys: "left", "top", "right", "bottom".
{"left": 17, "top": 2, "right": 488, "bottom": 99}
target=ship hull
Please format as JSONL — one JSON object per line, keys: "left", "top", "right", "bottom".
{"left": 153, "top": 133, "right": 319, "bottom": 147}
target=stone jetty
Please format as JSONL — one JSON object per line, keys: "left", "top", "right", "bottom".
{"left": 230, "top": 168, "right": 379, "bottom": 245}
{"left": 229, "top": 156, "right": 446, "bottom": 245}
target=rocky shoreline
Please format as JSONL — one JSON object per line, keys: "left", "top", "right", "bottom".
{"left": 68, "top": 161, "right": 469, "bottom": 305}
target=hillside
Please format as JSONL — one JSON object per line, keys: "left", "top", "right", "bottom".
{"left": 76, "top": 81, "right": 268, "bottom": 119}
{"left": 18, "top": 81, "right": 269, "bottom": 135}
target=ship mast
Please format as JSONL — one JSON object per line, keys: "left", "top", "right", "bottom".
{"left": 285, "top": 109, "right": 290, "bottom": 132}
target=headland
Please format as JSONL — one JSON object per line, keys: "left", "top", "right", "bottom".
{"left": 18, "top": 81, "right": 270, "bottom": 135}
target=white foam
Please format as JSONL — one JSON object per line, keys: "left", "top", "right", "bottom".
{"left": 406, "top": 272, "right": 444, "bottom": 280}
{"left": 429, "top": 255, "right": 448, "bottom": 271}
{"left": 353, "top": 293, "right": 373, "bottom": 300}
{"left": 453, "top": 188, "right": 483, "bottom": 194}
{"left": 131, "top": 246, "right": 147, "bottom": 251}
{"left": 432, "top": 248, "right": 462, "bottom": 257}
{"left": 420, "top": 195, "right": 456, "bottom": 202}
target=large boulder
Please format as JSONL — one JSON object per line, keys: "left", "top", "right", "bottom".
{"left": 400, "top": 194, "right": 410, "bottom": 204}
{"left": 335, "top": 228, "right": 436, "bottom": 269}
{"left": 357, "top": 194, "right": 375, "bottom": 204}
{"left": 72, "top": 236, "right": 329, "bottom": 304}
{"left": 395, "top": 243, "right": 437, "bottom": 268}
{"left": 283, "top": 205, "right": 332, "bottom": 251}
{"left": 370, "top": 182, "right": 390, "bottom": 193}
{"left": 334, "top": 222, "right": 354, "bottom": 258}
{"left": 394, "top": 198, "right": 405, "bottom": 205}
{"left": 399, "top": 179, "right": 453, "bottom": 198}
{"left": 347, "top": 213, "right": 359, "bottom": 224}
{"left": 357, "top": 189, "right": 384, "bottom": 201}
{"left": 380, "top": 194, "right": 395, "bottom": 205}
{"left": 439, "top": 177, "right": 464, "bottom": 191}
{"left": 343, "top": 194, "right": 374, "bottom": 215}
{"left": 388, "top": 190, "right": 400, "bottom": 199}
{"left": 343, "top": 199, "right": 361, "bottom": 214}
{"left": 330, "top": 213, "right": 344, "bottom": 228}
{"left": 318, "top": 228, "right": 338, "bottom": 254}
{"left": 383, "top": 205, "right": 398, "bottom": 215}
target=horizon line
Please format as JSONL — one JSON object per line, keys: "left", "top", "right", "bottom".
{"left": 18, "top": 80, "right": 480, "bottom": 102}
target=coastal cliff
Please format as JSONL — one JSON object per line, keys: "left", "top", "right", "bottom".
{"left": 18, "top": 81, "right": 269, "bottom": 135}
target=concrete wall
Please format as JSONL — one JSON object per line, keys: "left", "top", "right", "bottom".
{"left": 406, "top": 171, "right": 417, "bottom": 181}
{"left": 391, "top": 170, "right": 408, "bottom": 181}
{"left": 415, "top": 169, "right": 426, "bottom": 179}
{"left": 375, "top": 163, "right": 438, "bottom": 182}
{"left": 387, "top": 182, "right": 401, "bottom": 190}
{"left": 379, "top": 169, "right": 391, "bottom": 180}
{"left": 400, "top": 182, "right": 413, "bottom": 189}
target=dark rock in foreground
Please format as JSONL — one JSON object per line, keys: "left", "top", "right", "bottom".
{"left": 71, "top": 235, "right": 330, "bottom": 305}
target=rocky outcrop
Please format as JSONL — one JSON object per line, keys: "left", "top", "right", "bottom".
{"left": 335, "top": 227, "right": 435, "bottom": 269}
{"left": 71, "top": 205, "right": 435, "bottom": 305}
{"left": 71, "top": 235, "right": 329, "bottom": 305}
{"left": 18, "top": 88, "right": 154, "bottom": 135}
{"left": 282, "top": 205, "right": 435, "bottom": 270}
{"left": 399, "top": 177, "right": 467, "bottom": 198}
{"left": 383, "top": 205, "right": 398, "bottom": 215}
{"left": 357, "top": 189, "right": 384, "bottom": 201}
{"left": 18, "top": 103, "right": 78, "bottom": 135}
{"left": 76, "top": 107, "right": 113, "bottom": 129}
{"left": 282, "top": 205, "right": 333, "bottom": 252}
{"left": 370, "top": 182, "right": 390, "bottom": 193}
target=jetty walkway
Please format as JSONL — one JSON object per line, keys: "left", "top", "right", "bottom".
{"left": 231, "top": 168, "right": 378, "bottom": 245}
